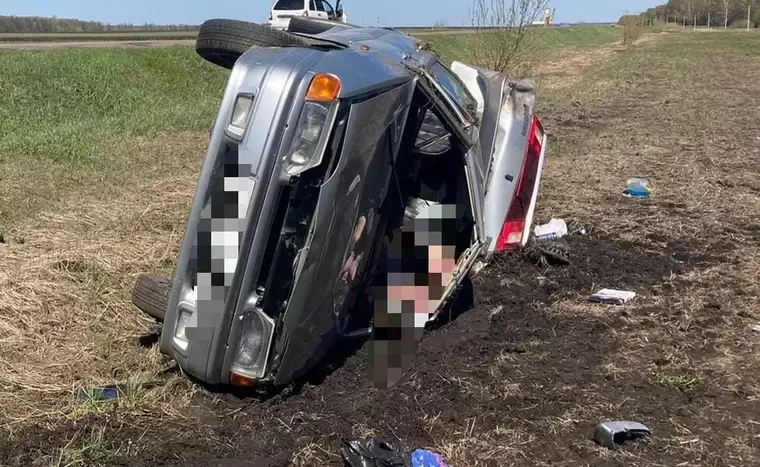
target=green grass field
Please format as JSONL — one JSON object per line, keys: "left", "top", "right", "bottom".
{"left": 428, "top": 25, "right": 623, "bottom": 63}
{"left": 0, "top": 26, "right": 624, "bottom": 225}
{"left": 0, "top": 46, "right": 228, "bottom": 223}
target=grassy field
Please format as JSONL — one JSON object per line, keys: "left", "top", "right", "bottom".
{"left": 428, "top": 25, "right": 622, "bottom": 62}
{"left": 1, "top": 26, "right": 759, "bottom": 466}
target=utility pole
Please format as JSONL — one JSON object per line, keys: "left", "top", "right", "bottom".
{"left": 694, "top": 13, "right": 697, "bottom": 29}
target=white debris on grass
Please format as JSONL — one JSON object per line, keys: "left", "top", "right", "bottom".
{"left": 588, "top": 289, "right": 637, "bottom": 305}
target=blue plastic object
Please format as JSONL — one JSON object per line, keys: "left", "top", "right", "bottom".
{"left": 411, "top": 449, "right": 448, "bottom": 467}
{"left": 625, "top": 178, "right": 651, "bottom": 198}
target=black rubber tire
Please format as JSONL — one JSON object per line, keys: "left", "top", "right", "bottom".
{"left": 196, "top": 18, "right": 311, "bottom": 69}
{"left": 131, "top": 274, "right": 172, "bottom": 322}
{"left": 286, "top": 17, "right": 356, "bottom": 35}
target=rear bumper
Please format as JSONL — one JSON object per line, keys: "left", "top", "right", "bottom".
{"left": 267, "top": 19, "right": 291, "bottom": 30}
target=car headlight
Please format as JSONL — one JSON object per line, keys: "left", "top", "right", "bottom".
{"left": 230, "top": 308, "right": 275, "bottom": 381}
{"left": 283, "top": 101, "right": 331, "bottom": 176}
{"left": 226, "top": 93, "right": 255, "bottom": 140}
{"left": 283, "top": 73, "right": 342, "bottom": 176}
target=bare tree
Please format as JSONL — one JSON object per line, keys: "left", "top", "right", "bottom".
{"left": 747, "top": 0, "right": 753, "bottom": 29}
{"left": 469, "top": 0, "right": 549, "bottom": 74}
{"left": 723, "top": 0, "right": 731, "bottom": 27}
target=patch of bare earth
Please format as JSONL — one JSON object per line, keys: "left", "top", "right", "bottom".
{"left": 532, "top": 32, "right": 666, "bottom": 90}
{"left": 1, "top": 32, "right": 760, "bottom": 467}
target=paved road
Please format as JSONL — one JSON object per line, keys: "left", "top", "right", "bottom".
{"left": 0, "top": 39, "right": 196, "bottom": 50}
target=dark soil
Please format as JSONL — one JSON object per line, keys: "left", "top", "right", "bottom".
{"left": 0, "top": 231, "right": 740, "bottom": 467}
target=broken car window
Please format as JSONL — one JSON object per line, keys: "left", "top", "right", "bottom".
{"left": 427, "top": 61, "right": 477, "bottom": 118}
{"left": 414, "top": 109, "right": 451, "bottom": 155}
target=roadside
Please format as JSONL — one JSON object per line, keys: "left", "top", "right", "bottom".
{"left": 0, "top": 39, "right": 195, "bottom": 50}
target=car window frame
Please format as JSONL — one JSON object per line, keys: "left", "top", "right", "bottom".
{"left": 314, "top": 0, "right": 326, "bottom": 11}
{"left": 322, "top": 0, "right": 335, "bottom": 15}
{"left": 425, "top": 60, "right": 478, "bottom": 124}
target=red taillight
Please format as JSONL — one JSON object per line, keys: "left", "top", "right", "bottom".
{"left": 495, "top": 116, "right": 544, "bottom": 252}
{"left": 302, "top": 10, "right": 309, "bottom": 16}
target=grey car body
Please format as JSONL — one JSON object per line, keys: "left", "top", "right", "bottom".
{"left": 156, "top": 22, "right": 548, "bottom": 387}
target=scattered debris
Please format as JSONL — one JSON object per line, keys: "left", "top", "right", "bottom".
{"left": 340, "top": 439, "right": 450, "bottom": 467}
{"left": 588, "top": 289, "right": 637, "bottom": 305}
{"left": 752, "top": 323, "right": 760, "bottom": 333}
{"left": 340, "top": 438, "right": 410, "bottom": 467}
{"left": 76, "top": 384, "right": 121, "bottom": 402}
{"left": 411, "top": 449, "right": 449, "bottom": 467}
{"left": 524, "top": 239, "right": 572, "bottom": 267}
{"left": 624, "top": 178, "right": 651, "bottom": 198}
{"left": 568, "top": 226, "right": 587, "bottom": 236}
{"left": 536, "top": 239, "right": 572, "bottom": 265}
{"left": 534, "top": 218, "right": 568, "bottom": 241}
{"left": 593, "top": 420, "right": 652, "bottom": 448}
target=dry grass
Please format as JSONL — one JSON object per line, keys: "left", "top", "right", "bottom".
{"left": 0, "top": 132, "right": 206, "bottom": 425}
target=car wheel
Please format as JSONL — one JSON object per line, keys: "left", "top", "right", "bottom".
{"left": 131, "top": 274, "right": 172, "bottom": 322}
{"left": 286, "top": 17, "right": 357, "bottom": 35}
{"left": 196, "top": 18, "right": 311, "bottom": 69}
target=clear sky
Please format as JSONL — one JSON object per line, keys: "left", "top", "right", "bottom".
{"left": 1, "top": 0, "right": 660, "bottom": 27}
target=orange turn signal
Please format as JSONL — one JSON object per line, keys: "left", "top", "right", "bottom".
{"left": 229, "top": 371, "right": 256, "bottom": 387}
{"left": 306, "top": 73, "right": 341, "bottom": 101}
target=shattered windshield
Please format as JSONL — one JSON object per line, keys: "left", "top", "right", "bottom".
{"left": 427, "top": 61, "right": 477, "bottom": 120}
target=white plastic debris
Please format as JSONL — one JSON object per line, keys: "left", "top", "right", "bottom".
{"left": 752, "top": 323, "right": 760, "bottom": 333}
{"left": 588, "top": 289, "right": 637, "bottom": 305}
{"left": 534, "top": 218, "right": 568, "bottom": 241}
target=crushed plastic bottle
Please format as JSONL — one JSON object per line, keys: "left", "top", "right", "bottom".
{"left": 411, "top": 449, "right": 449, "bottom": 467}
{"left": 534, "top": 218, "right": 568, "bottom": 242}
{"left": 625, "top": 178, "right": 651, "bottom": 198}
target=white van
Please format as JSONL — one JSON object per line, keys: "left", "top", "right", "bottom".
{"left": 268, "top": 0, "right": 347, "bottom": 30}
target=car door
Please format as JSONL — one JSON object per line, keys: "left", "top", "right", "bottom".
{"left": 321, "top": 0, "right": 337, "bottom": 20}
{"left": 413, "top": 63, "right": 487, "bottom": 318}
{"left": 450, "top": 61, "right": 547, "bottom": 257}
{"left": 312, "top": 0, "right": 330, "bottom": 19}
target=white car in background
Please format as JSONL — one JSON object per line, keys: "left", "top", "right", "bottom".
{"left": 268, "top": 0, "right": 347, "bottom": 30}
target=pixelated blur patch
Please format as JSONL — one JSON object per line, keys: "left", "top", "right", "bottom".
{"left": 368, "top": 201, "right": 459, "bottom": 389}
{"left": 187, "top": 147, "right": 256, "bottom": 327}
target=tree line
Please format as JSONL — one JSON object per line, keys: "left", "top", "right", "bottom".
{"left": 0, "top": 15, "right": 198, "bottom": 34}
{"left": 619, "top": 0, "right": 760, "bottom": 28}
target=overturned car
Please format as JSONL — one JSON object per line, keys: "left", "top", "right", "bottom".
{"left": 131, "top": 18, "right": 548, "bottom": 388}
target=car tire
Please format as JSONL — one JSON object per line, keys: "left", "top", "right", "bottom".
{"left": 131, "top": 274, "right": 172, "bottom": 322}
{"left": 196, "top": 18, "right": 311, "bottom": 69}
{"left": 286, "top": 17, "right": 356, "bottom": 35}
